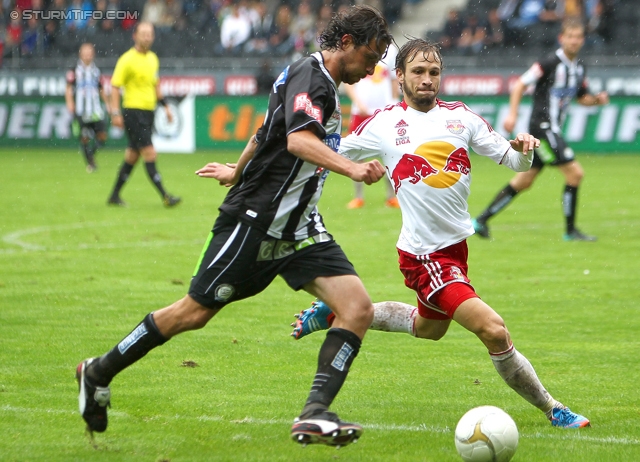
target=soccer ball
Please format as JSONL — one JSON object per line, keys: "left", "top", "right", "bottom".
{"left": 454, "top": 406, "right": 519, "bottom": 462}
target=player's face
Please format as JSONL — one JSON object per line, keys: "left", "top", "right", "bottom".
{"left": 340, "top": 37, "right": 386, "bottom": 85}
{"left": 134, "top": 24, "right": 155, "bottom": 51}
{"left": 559, "top": 27, "right": 584, "bottom": 59}
{"left": 79, "top": 45, "right": 94, "bottom": 65}
{"left": 397, "top": 51, "right": 442, "bottom": 111}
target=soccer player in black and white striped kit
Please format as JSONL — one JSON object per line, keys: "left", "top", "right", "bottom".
{"left": 473, "top": 18, "right": 609, "bottom": 241}
{"left": 65, "top": 43, "right": 110, "bottom": 173}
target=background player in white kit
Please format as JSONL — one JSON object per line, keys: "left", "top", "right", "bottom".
{"left": 292, "top": 38, "right": 590, "bottom": 429}
{"left": 344, "top": 44, "right": 400, "bottom": 209}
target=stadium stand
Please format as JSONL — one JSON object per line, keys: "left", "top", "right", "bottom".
{"left": 0, "top": 0, "right": 637, "bottom": 71}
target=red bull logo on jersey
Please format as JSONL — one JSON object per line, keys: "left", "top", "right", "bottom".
{"left": 446, "top": 120, "right": 465, "bottom": 134}
{"left": 411, "top": 141, "right": 471, "bottom": 189}
{"left": 442, "top": 147, "right": 471, "bottom": 175}
{"left": 389, "top": 153, "right": 439, "bottom": 193}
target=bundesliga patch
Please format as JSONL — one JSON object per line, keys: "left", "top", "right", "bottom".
{"left": 331, "top": 342, "right": 354, "bottom": 371}
{"left": 118, "top": 323, "right": 148, "bottom": 354}
{"left": 446, "top": 120, "right": 465, "bottom": 134}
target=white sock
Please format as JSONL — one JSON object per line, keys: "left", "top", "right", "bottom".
{"left": 490, "top": 345, "right": 560, "bottom": 418}
{"left": 370, "top": 301, "right": 417, "bottom": 335}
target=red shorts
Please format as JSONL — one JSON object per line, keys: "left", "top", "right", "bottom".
{"left": 349, "top": 114, "right": 371, "bottom": 134}
{"left": 397, "top": 240, "right": 478, "bottom": 320}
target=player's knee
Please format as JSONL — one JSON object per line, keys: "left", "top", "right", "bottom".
{"left": 477, "top": 318, "right": 509, "bottom": 346}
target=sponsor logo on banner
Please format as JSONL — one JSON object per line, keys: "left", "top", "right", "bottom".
{"left": 224, "top": 76, "right": 257, "bottom": 95}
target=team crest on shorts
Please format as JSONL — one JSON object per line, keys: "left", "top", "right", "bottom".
{"left": 446, "top": 120, "right": 465, "bottom": 134}
{"left": 450, "top": 266, "right": 464, "bottom": 280}
{"left": 215, "top": 284, "right": 236, "bottom": 302}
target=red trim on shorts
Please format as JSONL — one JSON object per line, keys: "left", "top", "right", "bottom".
{"left": 419, "top": 282, "right": 478, "bottom": 320}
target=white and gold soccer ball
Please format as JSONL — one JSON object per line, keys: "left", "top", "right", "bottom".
{"left": 454, "top": 406, "right": 519, "bottom": 462}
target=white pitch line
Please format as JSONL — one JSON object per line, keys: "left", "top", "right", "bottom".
{"left": 1, "top": 220, "right": 204, "bottom": 254}
{"left": 2, "top": 405, "right": 639, "bottom": 446}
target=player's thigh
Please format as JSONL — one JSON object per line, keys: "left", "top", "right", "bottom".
{"left": 414, "top": 314, "right": 452, "bottom": 340}
{"left": 452, "top": 297, "right": 510, "bottom": 349}
{"left": 188, "top": 214, "right": 281, "bottom": 309}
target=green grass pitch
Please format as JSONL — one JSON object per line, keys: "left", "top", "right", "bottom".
{"left": 1, "top": 147, "right": 639, "bottom": 461}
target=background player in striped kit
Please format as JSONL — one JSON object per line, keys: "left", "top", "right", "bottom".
{"left": 65, "top": 43, "right": 110, "bottom": 173}
{"left": 473, "top": 18, "right": 609, "bottom": 241}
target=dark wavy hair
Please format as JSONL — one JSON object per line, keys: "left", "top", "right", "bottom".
{"left": 317, "top": 5, "right": 393, "bottom": 53}
{"left": 395, "top": 37, "right": 444, "bottom": 74}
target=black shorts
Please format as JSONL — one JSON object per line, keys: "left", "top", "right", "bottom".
{"left": 123, "top": 108, "right": 154, "bottom": 150}
{"left": 530, "top": 122, "right": 575, "bottom": 169}
{"left": 76, "top": 117, "right": 107, "bottom": 139}
{"left": 188, "top": 212, "right": 358, "bottom": 309}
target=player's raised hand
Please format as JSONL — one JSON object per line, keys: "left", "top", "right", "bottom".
{"left": 351, "top": 159, "right": 386, "bottom": 185}
{"left": 503, "top": 114, "right": 517, "bottom": 134}
{"left": 196, "top": 162, "right": 238, "bottom": 187}
{"left": 509, "top": 133, "right": 539, "bottom": 154}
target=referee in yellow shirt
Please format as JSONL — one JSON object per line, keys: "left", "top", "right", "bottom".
{"left": 107, "top": 21, "right": 180, "bottom": 207}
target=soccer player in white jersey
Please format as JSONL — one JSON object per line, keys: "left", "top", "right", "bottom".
{"left": 292, "top": 38, "right": 591, "bottom": 429}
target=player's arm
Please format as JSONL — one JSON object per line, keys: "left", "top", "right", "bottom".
{"left": 109, "top": 86, "right": 123, "bottom": 128}
{"left": 156, "top": 82, "right": 173, "bottom": 123}
{"left": 503, "top": 78, "right": 526, "bottom": 133}
{"left": 196, "top": 134, "right": 259, "bottom": 186}
{"left": 577, "top": 91, "right": 609, "bottom": 106}
{"left": 502, "top": 133, "right": 538, "bottom": 171}
{"left": 65, "top": 69, "right": 75, "bottom": 114}
{"left": 287, "top": 128, "right": 384, "bottom": 184}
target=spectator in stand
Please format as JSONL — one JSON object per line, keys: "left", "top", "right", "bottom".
{"left": 382, "top": 0, "right": 403, "bottom": 25}
{"left": 484, "top": 8, "right": 504, "bottom": 48}
{"left": 44, "top": 0, "right": 66, "bottom": 44}
{"left": 498, "top": 0, "right": 560, "bottom": 47}
{"left": 290, "top": 0, "right": 316, "bottom": 58}
{"left": 5, "top": 10, "right": 23, "bottom": 50}
{"left": 65, "top": 0, "right": 94, "bottom": 32}
{"left": 142, "top": 0, "right": 168, "bottom": 28}
{"left": 161, "top": 0, "right": 186, "bottom": 31}
{"left": 254, "top": 58, "right": 275, "bottom": 94}
{"left": 268, "top": 3, "right": 293, "bottom": 56}
{"left": 585, "top": 0, "right": 614, "bottom": 49}
{"left": 199, "top": 0, "right": 223, "bottom": 33}
{"left": 217, "top": 0, "right": 252, "bottom": 55}
{"left": 21, "top": 16, "right": 42, "bottom": 56}
{"left": 100, "top": 0, "right": 121, "bottom": 32}
{"left": 244, "top": 0, "right": 272, "bottom": 54}
{"left": 458, "top": 13, "right": 486, "bottom": 55}
{"left": 311, "top": 3, "right": 333, "bottom": 51}
{"left": 438, "top": 9, "right": 464, "bottom": 51}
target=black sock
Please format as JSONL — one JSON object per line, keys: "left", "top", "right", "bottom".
{"left": 145, "top": 162, "right": 168, "bottom": 198}
{"left": 563, "top": 185, "right": 578, "bottom": 233}
{"left": 300, "top": 328, "right": 361, "bottom": 419}
{"left": 86, "top": 313, "right": 168, "bottom": 386}
{"left": 82, "top": 143, "right": 95, "bottom": 166}
{"left": 477, "top": 184, "right": 518, "bottom": 223}
{"left": 110, "top": 161, "right": 134, "bottom": 198}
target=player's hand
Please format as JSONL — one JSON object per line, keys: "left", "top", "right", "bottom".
{"left": 595, "top": 92, "right": 609, "bottom": 105}
{"left": 196, "top": 162, "right": 238, "bottom": 187}
{"left": 165, "top": 106, "right": 174, "bottom": 124}
{"left": 503, "top": 114, "right": 517, "bottom": 134}
{"left": 350, "top": 159, "right": 385, "bottom": 185}
{"left": 111, "top": 114, "right": 123, "bottom": 129}
{"left": 509, "top": 133, "right": 539, "bottom": 154}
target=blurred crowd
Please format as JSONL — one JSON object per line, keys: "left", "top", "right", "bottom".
{"left": 0, "top": 0, "right": 413, "bottom": 61}
{"left": 0, "top": 0, "right": 630, "bottom": 63}
{"left": 431, "top": 0, "right": 617, "bottom": 56}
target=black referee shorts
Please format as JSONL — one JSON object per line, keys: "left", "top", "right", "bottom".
{"left": 188, "top": 212, "right": 358, "bottom": 310}
{"left": 123, "top": 108, "right": 154, "bottom": 150}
